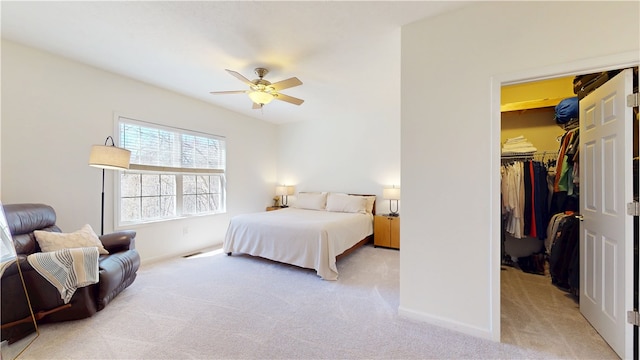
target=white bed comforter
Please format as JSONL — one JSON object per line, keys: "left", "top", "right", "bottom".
{"left": 223, "top": 208, "right": 373, "bottom": 280}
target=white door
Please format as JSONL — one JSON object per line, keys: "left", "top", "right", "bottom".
{"left": 580, "top": 68, "right": 634, "bottom": 359}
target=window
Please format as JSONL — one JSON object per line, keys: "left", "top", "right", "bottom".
{"left": 117, "top": 116, "right": 226, "bottom": 226}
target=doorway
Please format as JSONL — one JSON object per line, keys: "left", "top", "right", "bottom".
{"left": 499, "top": 75, "right": 615, "bottom": 358}
{"left": 492, "top": 53, "right": 639, "bottom": 358}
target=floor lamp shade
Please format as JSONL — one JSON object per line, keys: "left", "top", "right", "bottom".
{"left": 88, "top": 145, "right": 131, "bottom": 170}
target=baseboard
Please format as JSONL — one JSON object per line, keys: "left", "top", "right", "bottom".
{"left": 398, "top": 306, "right": 497, "bottom": 341}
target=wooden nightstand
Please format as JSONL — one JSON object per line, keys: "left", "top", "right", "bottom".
{"left": 374, "top": 215, "right": 400, "bottom": 249}
{"left": 266, "top": 206, "right": 281, "bottom": 211}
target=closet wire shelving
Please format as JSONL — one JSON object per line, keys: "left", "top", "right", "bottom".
{"left": 501, "top": 150, "right": 558, "bottom": 164}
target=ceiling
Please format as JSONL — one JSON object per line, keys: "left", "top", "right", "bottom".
{"left": 1, "top": 1, "right": 469, "bottom": 124}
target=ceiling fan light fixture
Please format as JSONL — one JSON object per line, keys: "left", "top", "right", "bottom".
{"left": 248, "top": 90, "right": 274, "bottom": 105}
{"left": 211, "top": 68, "right": 303, "bottom": 108}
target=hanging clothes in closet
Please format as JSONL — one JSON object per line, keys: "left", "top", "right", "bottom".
{"left": 549, "top": 128, "right": 580, "bottom": 215}
{"left": 501, "top": 157, "right": 551, "bottom": 241}
{"left": 544, "top": 123, "right": 581, "bottom": 293}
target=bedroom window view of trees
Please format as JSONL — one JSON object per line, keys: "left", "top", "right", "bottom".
{"left": 182, "top": 175, "right": 222, "bottom": 214}
{"left": 117, "top": 117, "right": 226, "bottom": 225}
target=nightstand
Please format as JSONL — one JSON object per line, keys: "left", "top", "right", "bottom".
{"left": 266, "top": 206, "right": 281, "bottom": 211}
{"left": 374, "top": 215, "right": 400, "bottom": 249}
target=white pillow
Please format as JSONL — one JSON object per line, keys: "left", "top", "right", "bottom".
{"left": 34, "top": 224, "right": 109, "bottom": 255}
{"left": 325, "top": 193, "right": 368, "bottom": 214}
{"left": 356, "top": 195, "right": 376, "bottom": 214}
{"left": 294, "top": 192, "right": 327, "bottom": 210}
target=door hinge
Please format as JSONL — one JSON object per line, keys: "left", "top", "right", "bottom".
{"left": 627, "top": 202, "right": 640, "bottom": 216}
{"left": 628, "top": 310, "right": 640, "bottom": 326}
{"left": 628, "top": 93, "right": 639, "bottom": 107}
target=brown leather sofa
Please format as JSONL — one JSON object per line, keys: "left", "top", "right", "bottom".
{"left": 1, "top": 203, "right": 140, "bottom": 343}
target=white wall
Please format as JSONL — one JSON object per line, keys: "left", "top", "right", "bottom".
{"left": 401, "top": 2, "right": 639, "bottom": 340}
{"left": 1, "top": 40, "right": 278, "bottom": 264}
{"left": 277, "top": 28, "right": 401, "bottom": 213}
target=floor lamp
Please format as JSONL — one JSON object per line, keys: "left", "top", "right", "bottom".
{"left": 88, "top": 136, "right": 131, "bottom": 235}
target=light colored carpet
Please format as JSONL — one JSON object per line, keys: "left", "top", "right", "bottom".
{"left": 500, "top": 265, "right": 618, "bottom": 359}
{"left": 15, "top": 244, "right": 615, "bottom": 359}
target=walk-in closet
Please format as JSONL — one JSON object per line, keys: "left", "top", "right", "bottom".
{"left": 499, "top": 69, "right": 639, "bottom": 358}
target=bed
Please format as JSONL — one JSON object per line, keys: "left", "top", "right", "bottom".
{"left": 223, "top": 192, "right": 375, "bottom": 280}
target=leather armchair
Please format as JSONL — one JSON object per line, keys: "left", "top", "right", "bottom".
{"left": 1, "top": 203, "right": 140, "bottom": 343}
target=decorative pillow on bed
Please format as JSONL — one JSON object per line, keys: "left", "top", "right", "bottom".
{"left": 325, "top": 193, "right": 369, "bottom": 214}
{"left": 359, "top": 195, "right": 376, "bottom": 214}
{"left": 294, "top": 192, "right": 327, "bottom": 210}
{"left": 34, "top": 224, "right": 109, "bottom": 255}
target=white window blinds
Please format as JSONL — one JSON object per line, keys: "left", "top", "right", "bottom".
{"left": 119, "top": 117, "right": 226, "bottom": 174}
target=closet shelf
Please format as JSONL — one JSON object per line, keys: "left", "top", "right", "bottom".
{"left": 501, "top": 151, "right": 558, "bottom": 163}
{"left": 501, "top": 97, "right": 565, "bottom": 113}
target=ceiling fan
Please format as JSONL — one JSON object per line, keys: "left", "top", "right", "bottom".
{"left": 210, "top": 68, "right": 304, "bottom": 109}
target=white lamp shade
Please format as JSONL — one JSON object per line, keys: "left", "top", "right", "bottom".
{"left": 89, "top": 145, "right": 131, "bottom": 170}
{"left": 383, "top": 187, "right": 401, "bottom": 200}
{"left": 275, "top": 185, "right": 295, "bottom": 196}
{"left": 248, "top": 90, "right": 274, "bottom": 105}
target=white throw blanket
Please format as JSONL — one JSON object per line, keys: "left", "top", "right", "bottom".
{"left": 27, "top": 247, "right": 99, "bottom": 303}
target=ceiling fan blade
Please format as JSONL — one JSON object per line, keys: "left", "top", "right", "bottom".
{"left": 226, "top": 69, "right": 254, "bottom": 86}
{"left": 270, "top": 77, "right": 302, "bottom": 91}
{"left": 252, "top": 102, "right": 262, "bottom": 110}
{"left": 274, "top": 93, "right": 304, "bottom": 106}
{"left": 209, "top": 90, "right": 247, "bottom": 95}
